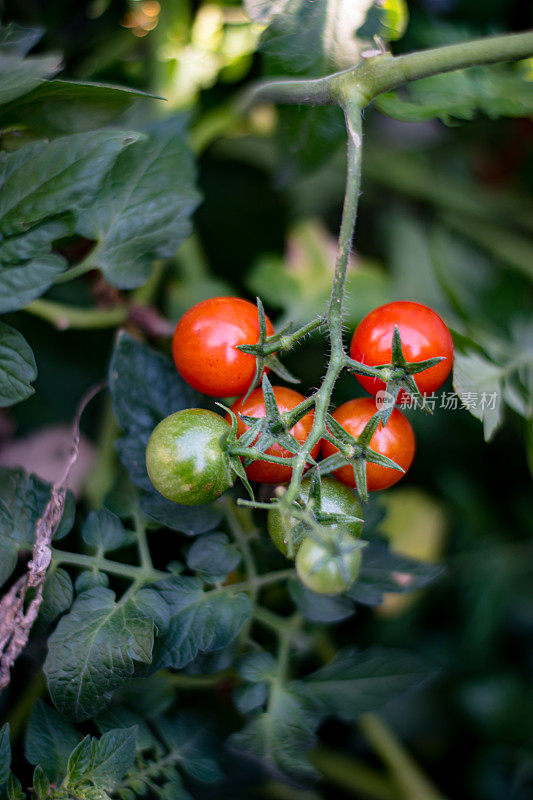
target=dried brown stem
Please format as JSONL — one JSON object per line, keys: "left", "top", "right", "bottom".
{"left": 0, "top": 382, "right": 105, "bottom": 693}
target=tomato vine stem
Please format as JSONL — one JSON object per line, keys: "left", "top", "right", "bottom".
{"left": 243, "top": 30, "right": 533, "bottom": 109}
{"left": 282, "top": 100, "right": 363, "bottom": 507}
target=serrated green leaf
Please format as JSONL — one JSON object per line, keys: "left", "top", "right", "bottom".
{"left": 349, "top": 537, "right": 444, "bottom": 606}
{"left": 150, "top": 577, "right": 251, "bottom": 670}
{"left": 25, "top": 701, "right": 79, "bottom": 783}
{"left": 82, "top": 509, "right": 131, "bottom": 553}
{"left": 0, "top": 467, "right": 74, "bottom": 588}
{"left": 77, "top": 119, "right": 200, "bottom": 289}
{"left": 6, "top": 773, "right": 24, "bottom": 800}
{"left": 0, "top": 51, "right": 60, "bottom": 106}
{"left": 0, "top": 79, "right": 155, "bottom": 136}
{"left": 140, "top": 493, "right": 221, "bottom": 537}
{"left": 237, "top": 651, "right": 277, "bottom": 682}
{"left": 44, "top": 587, "right": 155, "bottom": 721}
{"left": 233, "top": 682, "right": 269, "bottom": 714}
{"left": 155, "top": 712, "right": 223, "bottom": 783}
{"left": 186, "top": 533, "right": 241, "bottom": 580}
{"left": 375, "top": 61, "right": 533, "bottom": 125}
{"left": 288, "top": 578, "right": 355, "bottom": 623}
{"left": 0, "top": 322, "right": 36, "bottom": 407}
{"left": 32, "top": 766, "right": 49, "bottom": 800}
{"left": 90, "top": 728, "right": 137, "bottom": 790}
{"left": 0, "top": 131, "right": 139, "bottom": 312}
{"left": 66, "top": 737, "right": 93, "bottom": 784}
{"left": 96, "top": 707, "right": 155, "bottom": 752}
{"left": 108, "top": 332, "right": 220, "bottom": 535}
{"left": 453, "top": 350, "right": 504, "bottom": 440}
{"left": 305, "top": 645, "right": 434, "bottom": 720}
{"left": 229, "top": 682, "right": 320, "bottom": 782}
{"left": 0, "top": 725, "right": 11, "bottom": 786}
{"left": 108, "top": 331, "right": 196, "bottom": 489}
{"left": 75, "top": 571, "right": 109, "bottom": 594}
{"left": 38, "top": 568, "right": 73, "bottom": 627}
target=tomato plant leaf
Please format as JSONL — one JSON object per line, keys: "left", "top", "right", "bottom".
{"left": 0, "top": 79, "right": 156, "bottom": 137}
{"left": 288, "top": 578, "right": 355, "bottom": 623}
{"left": 82, "top": 509, "right": 132, "bottom": 553}
{"left": 140, "top": 494, "right": 221, "bottom": 537}
{"left": 186, "top": 533, "right": 241, "bottom": 580}
{"left": 453, "top": 350, "right": 505, "bottom": 440}
{"left": 32, "top": 766, "right": 49, "bottom": 800}
{"left": 24, "top": 701, "right": 79, "bottom": 783}
{"left": 38, "top": 568, "right": 74, "bottom": 628}
{"left": 0, "top": 467, "right": 74, "bottom": 588}
{"left": 0, "top": 130, "right": 140, "bottom": 312}
{"left": 89, "top": 727, "right": 138, "bottom": 790}
{"left": 150, "top": 577, "right": 251, "bottom": 670}
{"left": 109, "top": 332, "right": 220, "bottom": 534}
{"left": 0, "top": 51, "right": 60, "bottom": 106}
{"left": 44, "top": 586, "right": 156, "bottom": 721}
{"left": 229, "top": 682, "right": 321, "bottom": 782}
{"left": 154, "top": 713, "right": 223, "bottom": 783}
{"left": 109, "top": 332, "right": 198, "bottom": 491}
{"left": 349, "top": 537, "right": 444, "bottom": 606}
{"left": 0, "top": 724, "right": 11, "bottom": 786}
{"left": 233, "top": 682, "right": 269, "bottom": 713}
{"left": 305, "top": 645, "right": 435, "bottom": 721}
{"left": 96, "top": 707, "right": 156, "bottom": 752}
{"left": 77, "top": 119, "right": 201, "bottom": 289}
{"left": 375, "top": 62, "right": 533, "bottom": 125}
{"left": 0, "top": 322, "right": 36, "bottom": 407}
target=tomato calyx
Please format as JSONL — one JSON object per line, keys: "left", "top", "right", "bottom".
{"left": 234, "top": 298, "right": 300, "bottom": 401}
{"left": 270, "top": 474, "right": 364, "bottom": 558}
{"left": 221, "top": 377, "right": 318, "bottom": 494}
{"left": 319, "top": 409, "right": 404, "bottom": 502}
{"left": 217, "top": 377, "right": 316, "bottom": 500}
{"left": 296, "top": 526, "right": 367, "bottom": 594}
{"left": 347, "top": 325, "right": 446, "bottom": 422}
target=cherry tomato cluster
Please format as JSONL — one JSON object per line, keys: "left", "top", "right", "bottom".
{"left": 146, "top": 296, "right": 453, "bottom": 594}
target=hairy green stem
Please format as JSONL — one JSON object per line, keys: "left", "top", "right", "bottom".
{"left": 216, "top": 569, "right": 295, "bottom": 597}
{"left": 135, "top": 512, "right": 153, "bottom": 573}
{"left": 50, "top": 549, "right": 166, "bottom": 582}
{"left": 341, "top": 30, "right": 533, "bottom": 104}
{"left": 246, "top": 31, "right": 533, "bottom": 109}
{"left": 283, "top": 101, "right": 363, "bottom": 505}
{"left": 24, "top": 298, "right": 127, "bottom": 329}
{"left": 261, "top": 317, "right": 325, "bottom": 356}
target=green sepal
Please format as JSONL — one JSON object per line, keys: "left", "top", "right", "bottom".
{"left": 265, "top": 354, "right": 300, "bottom": 384}
{"left": 237, "top": 298, "right": 300, "bottom": 402}
{"left": 322, "top": 412, "right": 403, "bottom": 502}
{"left": 229, "top": 458, "right": 255, "bottom": 502}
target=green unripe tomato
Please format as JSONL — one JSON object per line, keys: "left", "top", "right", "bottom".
{"left": 296, "top": 533, "right": 362, "bottom": 595}
{"left": 267, "top": 477, "right": 363, "bottom": 557}
{"left": 146, "top": 409, "right": 233, "bottom": 505}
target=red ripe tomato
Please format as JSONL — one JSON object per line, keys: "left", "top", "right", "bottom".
{"left": 350, "top": 301, "right": 453, "bottom": 398}
{"left": 321, "top": 397, "right": 415, "bottom": 491}
{"left": 172, "top": 297, "right": 275, "bottom": 398}
{"left": 228, "top": 386, "right": 320, "bottom": 484}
